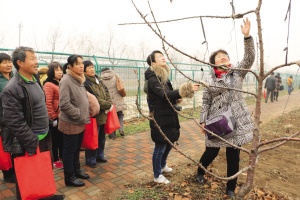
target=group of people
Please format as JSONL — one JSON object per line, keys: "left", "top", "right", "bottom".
{"left": 0, "top": 17, "right": 291, "bottom": 199}
{"left": 0, "top": 47, "right": 126, "bottom": 200}
{"left": 265, "top": 72, "right": 294, "bottom": 103}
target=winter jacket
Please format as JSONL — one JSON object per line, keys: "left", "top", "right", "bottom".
{"left": 275, "top": 75, "right": 282, "bottom": 92}
{"left": 44, "top": 78, "right": 60, "bottom": 120}
{"left": 145, "top": 64, "right": 194, "bottom": 144}
{"left": 84, "top": 74, "right": 112, "bottom": 125}
{"left": 0, "top": 71, "right": 13, "bottom": 125}
{"left": 264, "top": 75, "right": 276, "bottom": 90}
{"left": 200, "top": 36, "right": 255, "bottom": 147}
{"left": 0, "top": 72, "right": 42, "bottom": 154}
{"left": 59, "top": 69, "right": 90, "bottom": 126}
{"left": 38, "top": 67, "right": 48, "bottom": 85}
{"left": 101, "top": 70, "right": 127, "bottom": 113}
{"left": 287, "top": 78, "right": 292, "bottom": 86}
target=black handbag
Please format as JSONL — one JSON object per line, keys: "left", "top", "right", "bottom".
{"left": 280, "top": 85, "right": 284, "bottom": 91}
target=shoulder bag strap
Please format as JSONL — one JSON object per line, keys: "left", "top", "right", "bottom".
{"left": 228, "top": 73, "right": 234, "bottom": 105}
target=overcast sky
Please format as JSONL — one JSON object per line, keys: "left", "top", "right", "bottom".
{"left": 0, "top": 0, "right": 299, "bottom": 73}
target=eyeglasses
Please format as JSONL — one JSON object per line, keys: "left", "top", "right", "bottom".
{"left": 216, "top": 54, "right": 229, "bottom": 59}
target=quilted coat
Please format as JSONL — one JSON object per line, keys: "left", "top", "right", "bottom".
{"left": 44, "top": 78, "right": 60, "bottom": 120}
{"left": 200, "top": 36, "right": 255, "bottom": 147}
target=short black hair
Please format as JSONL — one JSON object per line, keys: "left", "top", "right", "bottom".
{"left": 146, "top": 50, "right": 163, "bottom": 66}
{"left": 209, "top": 49, "right": 229, "bottom": 64}
{"left": 12, "top": 46, "right": 35, "bottom": 71}
{"left": 0, "top": 53, "right": 11, "bottom": 64}
{"left": 83, "top": 60, "right": 94, "bottom": 72}
{"left": 271, "top": 72, "right": 274, "bottom": 75}
{"left": 67, "top": 54, "right": 83, "bottom": 67}
{"left": 101, "top": 67, "right": 110, "bottom": 73}
{"left": 62, "top": 63, "right": 68, "bottom": 74}
{"left": 47, "top": 62, "right": 63, "bottom": 80}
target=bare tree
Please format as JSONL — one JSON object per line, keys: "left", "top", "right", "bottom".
{"left": 127, "top": 0, "right": 300, "bottom": 199}
{"left": 47, "top": 26, "right": 70, "bottom": 62}
{"left": 100, "top": 24, "right": 129, "bottom": 67}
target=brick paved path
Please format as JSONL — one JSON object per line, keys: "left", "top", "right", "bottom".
{"left": 1, "top": 91, "right": 299, "bottom": 200}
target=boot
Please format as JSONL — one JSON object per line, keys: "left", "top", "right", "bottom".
{"left": 64, "top": 171, "right": 85, "bottom": 187}
{"left": 74, "top": 162, "right": 90, "bottom": 179}
{"left": 195, "top": 174, "right": 204, "bottom": 185}
{"left": 119, "top": 131, "right": 125, "bottom": 137}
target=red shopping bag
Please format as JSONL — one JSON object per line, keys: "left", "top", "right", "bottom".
{"left": 14, "top": 147, "right": 56, "bottom": 200}
{"left": 0, "top": 136, "right": 12, "bottom": 170}
{"left": 263, "top": 89, "right": 266, "bottom": 98}
{"left": 81, "top": 117, "right": 98, "bottom": 150}
{"left": 104, "top": 104, "right": 121, "bottom": 134}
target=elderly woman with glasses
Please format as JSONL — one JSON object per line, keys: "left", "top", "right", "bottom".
{"left": 196, "top": 18, "right": 255, "bottom": 198}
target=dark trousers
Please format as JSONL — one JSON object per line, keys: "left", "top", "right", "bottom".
{"left": 274, "top": 92, "right": 279, "bottom": 101}
{"left": 49, "top": 124, "right": 63, "bottom": 162}
{"left": 63, "top": 131, "right": 84, "bottom": 172}
{"left": 265, "top": 89, "right": 274, "bottom": 102}
{"left": 152, "top": 142, "right": 173, "bottom": 178}
{"left": 2, "top": 156, "right": 15, "bottom": 179}
{"left": 198, "top": 146, "right": 240, "bottom": 191}
{"left": 13, "top": 132, "right": 52, "bottom": 200}
{"left": 85, "top": 125, "right": 106, "bottom": 165}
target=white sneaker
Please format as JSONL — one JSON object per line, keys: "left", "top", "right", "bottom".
{"left": 154, "top": 174, "right": 170, "bottom": 184}
{"left": 161, "top": 165, "right": 173, "bottom": 173}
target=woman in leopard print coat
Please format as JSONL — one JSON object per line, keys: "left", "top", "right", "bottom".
{"left": 196, "top": 18, "right": 255, "bottom": 198}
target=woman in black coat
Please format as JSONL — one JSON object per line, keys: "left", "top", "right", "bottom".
{"left": 145, "top": 50, "right": 200, "bottom": 184}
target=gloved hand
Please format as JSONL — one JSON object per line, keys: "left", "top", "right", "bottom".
{"left": 109, "top": 104, "right": 113, "bottom": 112}
{"left": 105, "top": 105, "right": 114, "bottom": 114}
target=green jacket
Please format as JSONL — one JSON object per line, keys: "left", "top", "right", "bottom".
{"left": 84, "top": 74, "right": 112, "bottom": 125}
{"left": 0, "top": 72, "right": 14, "bottom": 124}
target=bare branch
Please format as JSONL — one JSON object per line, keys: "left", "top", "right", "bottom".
{"left": 257, "top": 131, "right": 300, "bottom": 149}
{"left": 134, "top": 69, "right": 251, "bottom": 180}
{"left": 230, "top": 68, "right": 260, "bottom": 80}
{"left": 131, "top": 0, "right": 258, "bottom": 99}
{"left": 119, "top": 10, "right": 255, "bottom": 26}
{"left": 263, "top": 61, "right": 296, "bottom": 79}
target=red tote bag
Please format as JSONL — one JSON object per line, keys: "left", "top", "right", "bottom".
{"left": 104, "top": 104, "right": 121, "bottom": 134}
{"left": 0, "top": 136, "right": 12, "bottom": 171}
{"left": 14, "top": 147, "right": 56, "bottom": 200}
{"left": 81, "top": 117, "right": 99, "bottom": 150}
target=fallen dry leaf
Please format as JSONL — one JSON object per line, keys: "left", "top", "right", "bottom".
{"left": 174, "top": 194, "right": 182, "bottom": 200}
{"left": 210, "top": 182, "right": 218, "bottom": 190}
{"left": 256, "top": 188, "right": 265, "bottom": 197}
{"left": 169, "top": 193, "right": 174, "bottom": 196}
{"left": 128, "top": 190, "right": 134, "bottom": 194}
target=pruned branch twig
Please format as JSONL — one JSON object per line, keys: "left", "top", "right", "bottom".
{"left": 155, "top": 75, "right": 251, "bottom": 155}
{"left": 131, "top": 0, "right": 258, "bottom": 98}
{"left": 119, "top": 10, "right": 255, "bottom": 26}
{"left": 263, "top": 61, "right": 297, "bottom": 79}
{"left": 257, "top": 131, "right": 300, "bottom": 154}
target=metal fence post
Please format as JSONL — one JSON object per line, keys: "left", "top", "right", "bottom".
{"left": 193, "top": 70, "right": 195, "bottom": 110}
{"left": 138, "top": 67, "right": 141, "bottom": 118}
{"left": 93, "top": 55, "right": 99, "bottom": 75}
